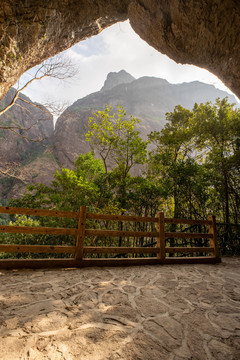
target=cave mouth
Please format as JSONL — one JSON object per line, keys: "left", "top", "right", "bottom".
{"left": 16, "top": 20, "right": 237, "bottom": 112}
{"left": 1, "top": 1, "right": 240, "bottom": 99}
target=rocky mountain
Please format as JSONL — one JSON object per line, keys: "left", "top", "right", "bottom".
{"left": 0, "top": 88, "right": 54, "bottom": 162}
{"left": 0, "top": 71, "right": 238, "bottom": 201}
{"left": 0, "top": 88, "right": 58, "bottom": 200}
{"left": 101, "top": 70, "right": 136, "bottom": 91}
{"left": 53, "top": 70, "right": 238, "bottom": 168}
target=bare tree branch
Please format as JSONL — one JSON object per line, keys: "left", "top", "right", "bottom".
{"left": 0, "top": 161, "right": 27, "bottom": 183}
{"left": 0, "top": 54, "right": 78, "bottom": 117}
{"left": 0, "top": 53, "right": 78, "bottom": 186}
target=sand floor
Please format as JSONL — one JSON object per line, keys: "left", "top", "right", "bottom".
{"left": 0, "top": 257, "right": 240, "bottom": 360}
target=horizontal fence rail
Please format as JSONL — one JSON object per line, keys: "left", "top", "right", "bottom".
{"left": 0, "top": 206, "right": 221, "bottom": 269}
{"left": 0, "top": 225, "right": 76, "bottom": 236}
{"left": 0, "top": 244, "right": 76, "bottom": 254}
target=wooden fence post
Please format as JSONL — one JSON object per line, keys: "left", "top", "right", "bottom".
{"left": 208, "top": 215, "right": 220, "bottom": 258}
{"left": 156, "top": 212, "right": 166, "bottom": 261}
{"left": 75, "top": 206, "right": 87, "bottom": 260}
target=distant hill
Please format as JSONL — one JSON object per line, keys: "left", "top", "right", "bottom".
{"left": 53, "top": 70, "right": 238, "bottom": 168}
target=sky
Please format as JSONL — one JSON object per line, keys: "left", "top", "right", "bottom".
{"left": 19, "top": 20, "right": 239, "bottom": 110}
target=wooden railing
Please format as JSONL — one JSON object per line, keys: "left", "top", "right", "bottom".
{"left": 0, "top": 206, "right": 221, "bottom": 269}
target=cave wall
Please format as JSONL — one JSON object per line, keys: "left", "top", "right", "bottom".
{"left": 1, "top": 0, "right": 240, "bottom": 99}
{"left": 0, "top": 0, "right": 129, "bottom": 97}
{"left": 129, "top": 0, "right": 240, "bottom": 98}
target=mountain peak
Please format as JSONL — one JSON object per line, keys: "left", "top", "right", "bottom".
{"left": 101, "top": 70, "right": 135, "bottom": 92}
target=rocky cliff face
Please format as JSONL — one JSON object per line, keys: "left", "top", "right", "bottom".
{"left": 53, "top": 110, "right": 92, "bottom": 170}
{"left": 6, "top": 152, "right": 60, "bottom": 200}
{"left": 0, "top": 88, "right": 53, "bottom": 163}
{"left": 53, "top": 70, "right": 238, "bottom": 169}
{"left": 101, "top": 70, "right": 135, "bottom": 91}
{"left": 0, "top": 1, "right": 240, "bottom": 100}
{"left": 0, "top": 88, "right": 57, "bottom": 200}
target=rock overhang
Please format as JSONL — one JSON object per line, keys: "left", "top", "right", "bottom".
{"left": 0, "top": 0, "right": 240, "bottom": 99}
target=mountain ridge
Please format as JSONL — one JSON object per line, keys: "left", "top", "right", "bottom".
{"left": 53, "top": 70, "right": 238, "bottom": 170}
{"left": 101, "top": 70, "right": 136, "bottom": 92}
{"left": 0, "top": 70, "right": 238, "bottom": 200}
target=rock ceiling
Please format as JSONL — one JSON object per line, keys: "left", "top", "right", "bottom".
{"left": 0, "top": 0, "right": 240, "bottom": 99}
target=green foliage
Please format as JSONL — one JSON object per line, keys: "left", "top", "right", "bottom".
{"left": 9, "top": 214, "right": 40, "bottom": 227}
{"left": 123, "top": 176, "right": 165, "bottom": 217}
{"left": 86, "top": 105, "right": 148, "bottom": 177}
{"left": 191, "top": 98, "right": 240, "bottom": 223}
{"left": 0, "top": 212, "right": 74, "bottom": 259}
{"left": 85, "top": 105, "right": 149, "bottom": 210}
{"left": 10, "top": 152, "right": 105, "bottom": 214}
{"left": 2, "top": 100, "right": 240, "bottom": 256}
{"left": 4, "top": 215, "right": 41, "bottom": 250}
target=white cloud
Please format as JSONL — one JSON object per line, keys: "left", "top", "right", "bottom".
{"left": 19, "top": 20, "right": 238, "bottom": 108}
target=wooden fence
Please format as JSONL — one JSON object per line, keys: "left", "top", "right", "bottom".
{"left": 0, "top": 206, "right": 221, "bottom": 269}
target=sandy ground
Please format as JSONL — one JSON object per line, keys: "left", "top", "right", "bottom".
{"left": 0, "top": 257, "right": 239, "bottom": 360}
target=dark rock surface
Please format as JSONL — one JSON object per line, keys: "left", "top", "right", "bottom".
{"left": 1, "top": 1, "right": 240, "bottom": 99}
{"left": 129, "top": 0, "right": 240, "bottom": 98}
{"left": 0, "top": 0, "right": 129, "bottom": 98}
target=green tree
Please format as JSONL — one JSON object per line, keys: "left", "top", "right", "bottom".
{"left": 86, "top": 105, "right": 148, "bottom": 211}
{"left": 148, "top": 105, "right": 195, "bottom": 219}
{"left": 192, "top": 98, "right": 240, "bottom": 224}
{"left": 86, "top": 105, "right": 148, "bottom": 178}
{"left": 10, "top": 153, "right": 106, "bottom": 215}
{"left": 191, "top": 98, "right": 240, "bottom": 252}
